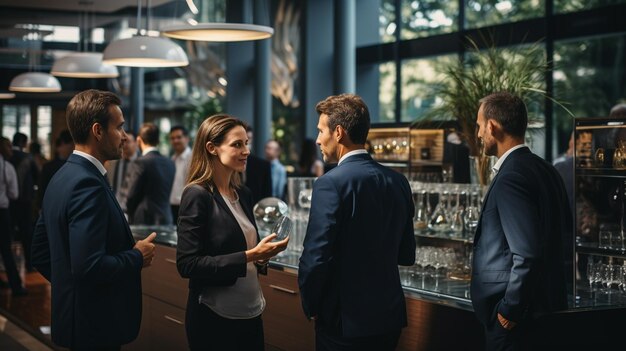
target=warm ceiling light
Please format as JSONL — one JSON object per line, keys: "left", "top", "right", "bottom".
{"left": 102, "top": 36, "right": 189, "bottom": 67}
{"left": 9, "top": 72, "right": 62, "bottom": 93}
{"left": 0, "top": 93, "right": 16, "bottom": 99}
{"left": 51, "top": 52, "right": 119, "bottom": 78}
{"left": 161, "top": 23, "right": 273, "bottom": 42}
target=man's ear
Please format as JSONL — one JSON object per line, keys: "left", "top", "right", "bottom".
{"left": 335, "top": 125, "right": 345, "bottom": 142}
{"left": 92, "top": 123, "right": 103, "bottom": 142}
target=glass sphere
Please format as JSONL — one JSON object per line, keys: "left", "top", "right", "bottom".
{"left": 253, "top": 197, "right": 289, "bottom": 234}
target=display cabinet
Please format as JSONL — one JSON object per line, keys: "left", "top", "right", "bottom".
{"left": 367, "top": 126, "right": 447, "bottom": 181}
{"left": 574, "top": 117, "right": 626, "bottom": 308}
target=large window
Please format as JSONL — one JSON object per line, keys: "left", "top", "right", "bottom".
{"left": 554, "top": 0, "right": 626, "bottom": 13}
{"left": 401, "top": 0, "right": 458, "bottom": 40}
{"left": 465, "top": 0, "right": 544, "bottom": 28}
{"left": 401, "top": 55, "right": 455, "bottom": 122}
{"left": 357, "top": 0, "right": 626, "bottom": 160}
{"left": 553, "top": 32, "right": 626, "bottom": 151}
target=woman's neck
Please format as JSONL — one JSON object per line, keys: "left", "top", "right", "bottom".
{"left": 212, "top": 163, "right": 233, "bottom": 194}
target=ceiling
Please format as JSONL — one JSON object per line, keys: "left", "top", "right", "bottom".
{"left": 0, "top": 0, "right": 182, "bottom": 30}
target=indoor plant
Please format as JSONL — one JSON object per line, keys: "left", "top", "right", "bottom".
{"left": 421, "top": 36, "right": 571, "bottom": 186}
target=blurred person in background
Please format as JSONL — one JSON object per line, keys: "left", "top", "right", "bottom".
{"left": 9, "top": 132, "right": 38, "bottom": 272}
{"left": 296, "top": 138, "right": 324, "bottom": 177}
{"left": 0, "top": 136, "right": 27, "bottom": 296}
{"left": 169, "top": 125, "right": 192, "bottom": 224}
{"left": 243, "top": 125, "right": 272, "bottom": 205}
{"left": 107, "top": 130, "right": 139, "bottom": 217}
{"left": 29, "top": 141, "right": 47, "bottom": 172}
{"left": 127, "top": 123, "right": 175, "bottom": 225}
{"left": 176, "top": 114, "right": 288, "bottom": 350}
{"left": 264, "top": 140, "right": 287, "bottom": 200}
{"left": 38, "top": 129, "right": 74, "bottom": 210}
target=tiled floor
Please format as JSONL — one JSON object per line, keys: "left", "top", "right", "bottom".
{"left": 0, "top": 271, "right": 56, "bottom": 351}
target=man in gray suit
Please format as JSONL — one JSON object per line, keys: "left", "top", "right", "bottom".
{"left": 127, "top": 123, "right": 175, "bottom": 225}
{"left": 470, "top": 92, "right": 571, "bottom": 350}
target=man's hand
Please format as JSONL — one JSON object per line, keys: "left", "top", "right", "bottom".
{"left": 497, "top": 313, "right": 516, "bottom": 330}
{"left": 134, "top": 232, "right": 156, "bottom": 268}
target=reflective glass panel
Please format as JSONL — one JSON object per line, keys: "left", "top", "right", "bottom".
{"left": 401, "top": 0, "right": 458, "bottom": 40}
{"left": 553, "top": 33, "right": 626, "bottom": 155}
{"left": 555, "top": 0, "right": 626, "bottom": 14}
{"left": 465, "top": 0, "right": 544, "bottom": 29}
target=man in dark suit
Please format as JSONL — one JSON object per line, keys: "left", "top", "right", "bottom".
{"left": 127, "top": 123, "right": 175, "bottom": 225}
{"left": 470, "top": 92, "right": 571, "bottom": 350}
{"left": 31, "top": 89, "right": 157, "bottom": 350}
{"left": 298, "top": 94, "right": 416, "bottom": 350}
{"left": 244, "top": 126, "right": 272, "bottom": 205}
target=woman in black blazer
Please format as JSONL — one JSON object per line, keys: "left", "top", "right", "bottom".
{"left": 176, "top": 114, "right": 289, "bottom": 350}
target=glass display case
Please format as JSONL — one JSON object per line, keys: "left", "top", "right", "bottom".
{"left": 574, "top": 117, "right": 626, "bottom": 308}
{"left": 367, "top": 126, "right": 447, "bottom": 181}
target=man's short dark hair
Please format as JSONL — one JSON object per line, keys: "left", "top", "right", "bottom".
{"left": 479, "top": 92, "right": 528, "bottom": 138}
{"left": 12, "top": 132, "right": 27, "bottom": 147}
{"left": 609, "top": 103, "right": 626, "bottom": 119}
{"left": 66, "top": 89, "right": 121, "bottom": 144}
{"left": 315, "top": 93, "right": 370, "bottom": 145}
{"left": 139, "top": 123, "right": 160, "bottom": 146}
{"left": 170, "top": 125, "right": 189, "bottom": 137}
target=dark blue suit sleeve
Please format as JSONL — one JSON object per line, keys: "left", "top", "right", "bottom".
{"left": 298, "top": 176, "right": 340, "bottom": 318}
{"left": 68, "top": 178, "right": 142, "bottom": 283}
{"left": 398, "top": 178, "right": 416, "bottom": 266}
{"left": 32, "top": 213, "right": 51, "bottom": 281}
{"left": 494, "top": 172, "right": 541, "bottom": 322}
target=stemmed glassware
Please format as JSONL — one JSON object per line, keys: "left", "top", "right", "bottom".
{"left": 463, "top": 191, "right": 480, "bottom": 237}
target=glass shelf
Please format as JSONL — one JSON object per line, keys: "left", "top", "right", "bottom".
{"left": 415, "top": 232, "right": 473, "bottom": 244}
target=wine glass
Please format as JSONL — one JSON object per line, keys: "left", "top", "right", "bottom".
{"left": 271, "top": 216, "right": 292, "bottom": 241}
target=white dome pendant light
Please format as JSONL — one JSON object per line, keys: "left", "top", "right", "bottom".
{"left": 103, "top": 0, "right": 188, "bottom": 68}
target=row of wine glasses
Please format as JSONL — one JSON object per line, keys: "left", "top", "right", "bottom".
{"left": 410, "top": 182, "right": 483, "bottom": 239}
{"left": 399, "top": 246, "right": 472, "bottom": 291}
{"left": 586, "top": 257, "right": 626, "bottom": 294}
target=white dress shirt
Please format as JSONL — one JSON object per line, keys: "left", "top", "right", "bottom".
{"left": 170, "top": 147, "right": 192, "bottom": 206}
{"left": 0, "top": 155, "right": 18, "bottom": 208}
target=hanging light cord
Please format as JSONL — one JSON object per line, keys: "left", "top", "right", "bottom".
{"left": 136, "top": 0, "right": 143, "bottom": 36}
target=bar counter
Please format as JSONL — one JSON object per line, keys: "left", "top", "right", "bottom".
{"left": 130, "top": 226, "right": 626, "bottom": 351}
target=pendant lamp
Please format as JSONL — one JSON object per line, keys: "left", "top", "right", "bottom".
{"left": 9, "top": 72, "right": 62, "bottom": 93}
{"left": 51, "top": 9, "right": 119, "bottom": 78}
{"left": 0, "top": 93, "right": 16, "bottom": 99}
{"left": 52, "top": 52, "right": 119, "bottom": 78}
{"left": 102, "top": 0, "right": 188, "bottom": 68}
{"left": 8, "top": 29, "right": 62, "bottom": 93}
{"left": 162, "top": 22, "right": 273, "bottom": 42}
{"left": 161, "top": 0, "right": 273, "bottom": 42}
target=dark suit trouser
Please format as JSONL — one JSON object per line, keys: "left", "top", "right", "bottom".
{"left": 185, "top": 296, "right": 264, "bottom": 351}
{"left": 315, "top": 321, "right": 401, "bottom": 351}
{"left": 0, "top": 208, "right": 23, "bottom": 291}
{"left": 10, "top": 201, "right": 32, "bottom": 270}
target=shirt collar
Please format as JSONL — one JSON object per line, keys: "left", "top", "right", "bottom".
{"left": 72, "top": 150, "right": 107, "bottom": 176}
{"left": 492, "top": 144, "right": 528, "bottom": 174}
{"left": 338, "top": 149, "right": 368, "bottom": 166}
{"left": 174, "top": 147, "right": 191, "bottom": 160}
{"left": 142, "top": 146, "right": 157, "bottom": 156}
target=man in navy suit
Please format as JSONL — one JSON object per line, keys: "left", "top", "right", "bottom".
{"left": 470, "top": 92, "right": 571, "bottom": 350}
{"left": 298, "top": 94, "right": 416, "bottom": 350}
{"left": 126, "top": 123, "right": 176, "bottom": 225}
{"left": 32, "top": 89, "right": 157, "bottom": 351}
